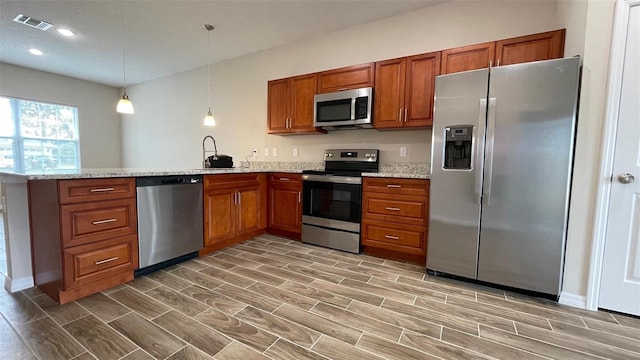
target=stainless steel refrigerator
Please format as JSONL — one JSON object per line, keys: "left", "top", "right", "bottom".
{"left": 427, "top": 57, "right": 580, "bottom": 297}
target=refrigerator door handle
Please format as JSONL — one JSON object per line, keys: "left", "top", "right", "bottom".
{"left": 475, "top": 99, "right": 487, "bottom": 204}
{"left": 483, "top": 98, "right": 497, "bottom": 205}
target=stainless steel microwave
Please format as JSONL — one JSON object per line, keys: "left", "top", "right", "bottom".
{"left": 313, "top": 87, "right": 373, "bottom": 130}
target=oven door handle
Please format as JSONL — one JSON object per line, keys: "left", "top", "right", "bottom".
{"left": 301, "top": 174, "right": 362, "bottom": 185}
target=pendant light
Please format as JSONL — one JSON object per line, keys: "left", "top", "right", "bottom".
{"left": 203, "top": 24, "right": 216, "bottom": 126}
{"left": 116, "top": 0, "right": 134, "bottom": 114}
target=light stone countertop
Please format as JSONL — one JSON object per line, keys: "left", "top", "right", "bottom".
{"left": 0, "top": 162, "right": 430, "bottom": 180}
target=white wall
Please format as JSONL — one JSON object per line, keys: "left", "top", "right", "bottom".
{"left": 557, "top": 0, "right": 616, "bottom": 302}
{"left": 122, "top": 0, "right": 559, "bottom": 168}
{"left": 0, "top": 63, "right": 123, "bottom": 168}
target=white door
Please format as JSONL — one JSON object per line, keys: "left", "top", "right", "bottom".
{"left": 599, "top": 1, "right": 640, "bottom": 316}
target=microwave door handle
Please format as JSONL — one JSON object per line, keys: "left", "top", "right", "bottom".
{"left": 351, "top": 97, "right": 356, "bottom": 120}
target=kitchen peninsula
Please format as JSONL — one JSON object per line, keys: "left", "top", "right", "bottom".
{"left": 0, "top": 164, "right": 429, "bottom": 303}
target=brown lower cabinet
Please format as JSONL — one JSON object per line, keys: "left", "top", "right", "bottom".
{"left": 28, "top": 178, "right": 139, "bottom": 304}
{"left": 201, "top": 173, "right": 267, "bottom": 254}
{"left": 361, "top": 177, "right": 429, "bottom": 264}
{"left": 267, "top": 173, "right": 302, "bottom": 240}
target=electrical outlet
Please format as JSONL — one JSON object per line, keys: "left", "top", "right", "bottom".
{"left": 252, "top": 149, "right": 258, "bottom": 157}
{"left": 272, "top": 148, "right": 278, "bottom": 157}
{"left": 264, "top": 148, "right": 270, "bottom": 156}
{"left": 293, "top": 148, "right": 298, "bottom": 157}
{"left": 400, "top": 146, "right": 407, "bottom": 157}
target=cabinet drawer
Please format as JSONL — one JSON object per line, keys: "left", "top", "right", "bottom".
{"left": 63, "top": 235, "right": 137, "bottom": 289}
{"left": 59, "top": 178, "right": 135, "bottom": 204}
{"left": 204, "top": 173, "right": 261, "bottom": 190}
{"left": 363, "top": 177, "right": 429, "bottom": 196}
{"left": 362, "top": 194, "right": 427, "bottom": 223}
{"left": 269, "top": 173, "right": 302, "bottom": 183}
{"left": 61, "top": 198, "right": 137, "bottom": 247}
{"left": 269, "top": 173, "right": 302, "bottom": 188}
{"left": 361, "top": 220, "right": 426, "bottom": 254}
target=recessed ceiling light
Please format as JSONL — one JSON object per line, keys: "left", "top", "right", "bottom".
{"left": 29, "top": 48, "right": 44, "bottom": 56}
{"left": 57, "top": 28, "right": 74, "bottom": 37}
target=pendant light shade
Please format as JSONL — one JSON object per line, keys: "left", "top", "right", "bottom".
{"left": 204, "top": 24, "right": 215, "bottom": 126}
{"left": 116, "top": 0, "right": 134, "bottom": 114}
{"left": 117, "top": 93, "right": 134, "bottom": 114}
{"left": 204, "top": 108, "right": 216, "bottom": 126}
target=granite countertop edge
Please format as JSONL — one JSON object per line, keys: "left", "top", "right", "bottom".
{"left": 1, "top": 164, "right": 430, "bottom": 181}
{"left": 362, "top": 172, "right": 430, "bottom": 180}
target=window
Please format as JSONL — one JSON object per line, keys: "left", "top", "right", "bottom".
{"left": 0, "top": 97, "right": 80, "bottom": 173}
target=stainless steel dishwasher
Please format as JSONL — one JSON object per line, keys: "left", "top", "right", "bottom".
{"left": 135, "top": 175, "right": 203, "bottom": 276}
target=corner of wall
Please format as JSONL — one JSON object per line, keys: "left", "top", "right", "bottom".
{"left": 559, "top": 291, "right": 588, "bottom": 309}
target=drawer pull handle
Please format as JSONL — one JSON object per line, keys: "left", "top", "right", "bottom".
{"left": 90, "top": 187, "right": 115, "bottom": 192}
{"left": 92, "top": 218, "right": 117, "bottom": 225}
{"left": 386, "top": 184, "right": 402, "bottom": 188}
{"left": 385, "top": 235, "right": 400, "bottom": 240}
{"left": 279, "top": 178, "right": 290, "bottom": 181}
{"left": 385, "top": 207, "right": 401, "bottom": 211}
{"left": 95, "top": 256, "right": 119, "bottom": 265}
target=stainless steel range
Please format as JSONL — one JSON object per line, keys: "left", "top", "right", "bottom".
{"left": 301, "top": 149, "right": 379, "bottom": 253}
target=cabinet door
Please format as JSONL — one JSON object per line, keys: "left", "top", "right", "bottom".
{"left": 374, "top": 58, "right": 406, "bottom": 129}
{"left": 267, "top": 79, "right": 290, "bottom": 134}
{"left": 290, "top": 74, "right": 321, "bottom": 133}
{"left": 496, "top": 29, "right": 565, "bottom": 66}
{"left": 441, "top": 42, "right": 495, "bottom": 74}
{"left": 269, "top": 186, "right": 301, "bottom": 234}
{"left": 237, "top": 187, "right": 260, "bottom": 237}
{"left": 405, "top": 52, "right": 441, "bottom": 127}
{"left": 204, "top": 189, "right": 236, "bottom": 247}
{"left": 317, "top": 63, "right": 375, "bottom": 93}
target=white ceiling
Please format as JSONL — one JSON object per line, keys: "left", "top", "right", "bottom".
{"left": 0, "top": 0, "right": 445, "bottom": 87}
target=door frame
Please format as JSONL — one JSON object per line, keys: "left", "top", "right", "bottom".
{"left": 587, "top": 0, "right": 640, "bottom": 311}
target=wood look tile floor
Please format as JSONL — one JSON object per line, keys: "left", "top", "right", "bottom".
{"left": 2, "top": 234, "right": 640, "bottom": 360}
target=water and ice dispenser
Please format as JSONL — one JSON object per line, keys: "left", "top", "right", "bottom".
{"left": 443, "top": 126, "right": 473, "bottom": 170}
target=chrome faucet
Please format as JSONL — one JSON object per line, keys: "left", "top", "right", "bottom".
{"left": 202, "top": 135, "right": 218, "bottom": 168}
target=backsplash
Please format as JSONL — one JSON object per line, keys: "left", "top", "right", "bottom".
{"left": 380, "top": 162, "right": 430, "bottom": 176}
{"left": 239, "top": 161, "right": 429, "bottom": 175}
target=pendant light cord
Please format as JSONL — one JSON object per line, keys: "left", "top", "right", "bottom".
{"left": 206, "top": 25, "right": 212, "bottom": 111}
{"left": 121, "top": 0, "right": 127, "bottom": 93}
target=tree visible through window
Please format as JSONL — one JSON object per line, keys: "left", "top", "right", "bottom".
{"left": 0, "top": 97, "right": 80, "bottom": 173}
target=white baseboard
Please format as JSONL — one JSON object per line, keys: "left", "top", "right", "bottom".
{"left": 559, "top": 291, "right": 587, "bottom": 309}
{"left": 3, "top": 274, "right": 34, "bottom": 293}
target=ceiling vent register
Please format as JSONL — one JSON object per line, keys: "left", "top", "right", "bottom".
{"left": 13, "top": 14, "right": 53, "bottom": 31}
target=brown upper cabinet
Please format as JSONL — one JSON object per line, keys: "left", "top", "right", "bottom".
{"left": 316, "top": 63, "right": 375, "bottom": 93}
{"left": 374, "top": 51, "right": 441, "bottom": 129}
{"left": 267, "top": 28, "right": 566, "bottom": 133}
{"left": 441, "top": 29, "right": 565, "bottom": 74}
{"left": 267, "top": 73, "right": 325, "bottom": 134}
{"left": 496, "top": 29, "right": 566, "bottom": 66}
{"left": 441, "top": 42, "right": 496, "bottom": 74}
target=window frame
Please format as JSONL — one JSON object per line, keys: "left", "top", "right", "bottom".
{"left": 0, "top": 96, "right": 80, "bottom": 173}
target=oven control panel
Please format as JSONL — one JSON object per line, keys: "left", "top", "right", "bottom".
{"left": 324, "top": 149, "right": 379, "bottom": 162}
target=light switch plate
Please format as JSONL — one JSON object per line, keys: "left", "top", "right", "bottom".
{"left": 264, "top": 148, "right": 270, "bottom": 156}
{"left": 272, "top": 148, "right": 278, "bottom": 157}
{"left": 293, "top": 148, "right": 298, "bottom": 157}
